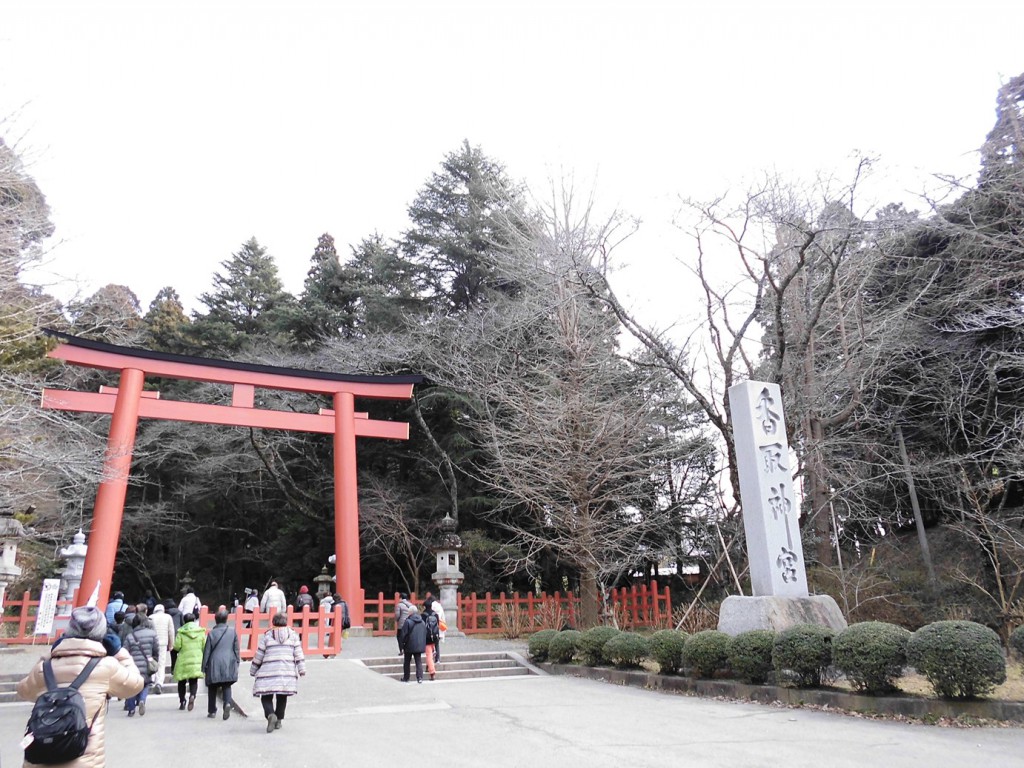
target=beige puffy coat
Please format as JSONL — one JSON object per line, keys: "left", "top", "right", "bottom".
{"left": 17, "top": 638, "right": 144, "bottom": 768}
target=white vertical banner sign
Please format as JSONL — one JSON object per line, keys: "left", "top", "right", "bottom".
{"left": 34, "top": 579, "right": 62, "bottom": 636}
{"left": 728, "top": 381, "right": 809, "bottom": 598}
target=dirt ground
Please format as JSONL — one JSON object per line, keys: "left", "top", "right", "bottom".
{"left": 873, "top": 663, "right": 1024, "bottom": 701}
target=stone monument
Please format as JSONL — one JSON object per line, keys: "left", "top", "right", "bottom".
{"left": 314, "top": 565, "right": 334, "bottom": 600}
{"left": 59, "top": 529, "right": 89, "bottom": 615}
{"left": 717, "top": 380, "right": 846, "bottom": 635}
{"left": 431, "top": 514, "right": 464, "bottom": 637}
{"left": 0, "top": 516, "right": 25, "bottom": 612}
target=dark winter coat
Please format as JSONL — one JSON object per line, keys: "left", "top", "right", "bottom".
{"left": 422, "top": 608, "right": 441, "bottom": 646}
{"left": 125, "top": 625, "right": 161, "bottom": 685}
{"left": 399, "top": 613, "right": 428, "bottom": 654}
{"left": 201, "top": 623, "right": 240, "bottom": 685}
{"left": 167, "top": 606, "right": 183, "bottom": 631}
{"left": 294, "top": 592, "right": 315, "bottom": 611}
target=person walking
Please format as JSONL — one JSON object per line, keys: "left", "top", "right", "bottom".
{"left": 18, "top": 606, "right": 144, "bottom": 767}
{"left": 294, "top": 585, "right": 314, "bottom": 612}
{"left": 260, "top": 581, "right": 287, "bottom": 614}
{"left": 250, "top": 612, "right": 305, "bottom": 733}
{"left": 149, "top": 603, "right": 175, "bottom": 694}
{"left": 124, "top": 610, "right": 160, "bottom": 717}
{"left": 331, "top": 593, "right": 351, "bottom": 631}
{"left": 398, "top": 606, "right": 428, "bottom": 683}
{"left": 173, "top": 611, "right": 206, "bottom": 711}
{"left": 178, "top": 587, "right": 201, "bottom": 619}
{"left": 243, "top": 588, "right": 259, "bottom": 629}
{"left": 421, "top": 600, "right": 441, "bottom": 681}
{"left": 103, "top": 590, "right": 128, "bottom": 626}
{"left": 202, "top": 607, "right": 240, "bottom": 720}
{"left": 394, "top": 592, "right": 415, "bottom": 653}
{"left": 244, "top": 588, "right": 259, "bottom": 612}
{"left": 424, "top": 590, "right": 446, "bottom": 662}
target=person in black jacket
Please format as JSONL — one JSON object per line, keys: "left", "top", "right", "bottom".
{"left": 398, "top": 606, "right": 428, "bottom": 683}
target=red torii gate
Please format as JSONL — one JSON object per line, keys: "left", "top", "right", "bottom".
{"left": 39, "top": 330, "right": 422, "bottom": 627}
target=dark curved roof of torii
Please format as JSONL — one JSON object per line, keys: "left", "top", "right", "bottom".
{"left": 44, "top": 329, "right": 424, "bottom": 385}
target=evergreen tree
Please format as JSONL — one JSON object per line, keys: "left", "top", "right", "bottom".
{"left": 142, "top": 286, "right": 191, "bottom": 354}
{"left": 191, "top": 237, "right": 295, "bottom": 352}
{"left": 289, "top": 233, "right": 358, "bottom": 348}
{"left": 402, "top": 141, "right": 529, "bottom": 314}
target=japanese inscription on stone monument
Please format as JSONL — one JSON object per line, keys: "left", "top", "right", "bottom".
{"left": 728, "top": 380, "right": 809, "bottom": 597}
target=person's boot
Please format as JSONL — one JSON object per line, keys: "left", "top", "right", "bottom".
{"left": 223, "top": 703, "right": 231, "bottom": 721}
{"left": 266, "top": 713, "right": 278, "bottom": 733}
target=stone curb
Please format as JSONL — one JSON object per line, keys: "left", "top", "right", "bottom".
{"left": 539, "top": 663, "right": 1024, "bottom": 724}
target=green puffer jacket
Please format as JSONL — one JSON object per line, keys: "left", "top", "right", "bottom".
{"left": 172, "top": 621, "right": 207, "bottom": 681}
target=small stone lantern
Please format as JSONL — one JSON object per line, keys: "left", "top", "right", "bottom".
{"left": 0, "top": 516, "right": 25, "bottom": 612}
{"left": 431, "top": 514, "right": 464, "bottom": 637}
{"left": 314, "top": 565, "right": 334, "bottom": 600}
{"left": 59, "top": 529, "right": 88, "bottom": 614}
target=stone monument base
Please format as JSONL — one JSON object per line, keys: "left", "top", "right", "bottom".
{"left": 717, "top": 594, "right": 847, "bottom": 636}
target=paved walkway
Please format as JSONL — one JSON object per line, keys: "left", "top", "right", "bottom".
{"left": 0, "top": 637, "right": 1021, "bottom": 767}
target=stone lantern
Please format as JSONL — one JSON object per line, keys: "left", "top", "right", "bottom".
{"left": 314, "top": 565, "right": 334, "bottom": 600}
{"left": 431, "top": 513, "right": 464, "bottom": 637}
{"left": 180, "top": 570, "right": 194, "bottom": 596}
{"left": 0, "top": 515, "right": 25, "bottom": 612}
{"left": 59, "top": 529, "right": 88, "bottom": 614}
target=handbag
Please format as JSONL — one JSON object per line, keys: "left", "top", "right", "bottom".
{"left": 438, "top": 620, "right": 447, "bottom": 632}
{"left": 146, "top": 655, "right": 160, "bottom": 674}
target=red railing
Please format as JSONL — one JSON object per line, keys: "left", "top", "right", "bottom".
{"left": 365, "top": 581, "right": 671, "bottom": 636}
{"left": 0, "top": 593, "right": 342, "bottom": 659}
{"left": 2, "top": 582, "right": 671, "bottom": 644}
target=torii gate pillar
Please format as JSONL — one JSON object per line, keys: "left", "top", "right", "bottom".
{"left": 333, "top": 391, "right": 364, "bottom": 624}
{"left": 77, "top": 367, "right": 145, "bottom": 608}
{"left": 41, "top": 331, "right": 421, "bottom": 625}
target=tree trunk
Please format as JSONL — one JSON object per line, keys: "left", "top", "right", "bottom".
{"left": 579, "top": 569, "right": 600, "bottom": 628}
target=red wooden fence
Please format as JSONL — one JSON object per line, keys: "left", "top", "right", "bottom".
{"left": 363, "top": 581, "right": 671, "bottom": 635}
{"left": 0, "top": 592, "right": 343, "bottom": 659}
{"left": 1, "top": 582, "right": 671, "bottom": 645}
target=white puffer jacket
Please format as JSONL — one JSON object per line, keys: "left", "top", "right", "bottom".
{"left": 18, "top": 638, "right": 144, "bottom": 768}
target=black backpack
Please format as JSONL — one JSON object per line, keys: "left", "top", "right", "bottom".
{"left": 424, "top": 612, "right": 440, "bottom": 644}
{"left": 24, "top": 656, "right": 101, "bottom": 765}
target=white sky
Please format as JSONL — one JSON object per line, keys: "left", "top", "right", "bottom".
{"left": 2, "top": 0, "right": 1022, "bottom": 327}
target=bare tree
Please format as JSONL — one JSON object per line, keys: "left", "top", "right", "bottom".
{"left": 404, "top": 188, "right": 707, "bottom": 626}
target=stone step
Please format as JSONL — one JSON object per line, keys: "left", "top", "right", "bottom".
{"left": 361, "top": 651, "right": 536, "bottom": 682}
{"left": 364, "top": 658, "right": 523, "bottom": 675}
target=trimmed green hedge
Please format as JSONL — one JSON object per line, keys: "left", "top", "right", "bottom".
{"left": 773, "top": 623, "right": 834, "bottom": 688}
{"left": 548, "top": 629, "right": 583, "bottom": 664}
{"left": 833, "top": 621, "right": 910, "bottom": 695}
{"left": 648, "top": 630, "right": 688, "bottom": 675}
{"left": 906, "top": 620, "right": 1006, "bottom": 699}
{"left": 683, "top": 630, "right": 732, "bottom": 678}
{"left": 528, "top": 629, "right": 558, "bottom": 662}
{"left": 579, "top": 626, "right": 621, "bottom": 666}
{"left": 728, "top": 630, "right": 775, "bottom": 685}
{"left": 603, "top": 631, "right": 651, "bottom": 669}
{"left": 1010, "top": 625, "right": 1024, "bottom": 660}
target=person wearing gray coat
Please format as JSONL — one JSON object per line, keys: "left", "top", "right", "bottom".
{"left": 125, "top": 611, "right": 160, "bottom": 717}
{"left": 202, "top": 607, "right": 240, "bottom": 720}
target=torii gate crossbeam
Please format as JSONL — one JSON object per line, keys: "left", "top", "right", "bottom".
{"left": 40, "top": 331, "right": 422, "bottom": 627}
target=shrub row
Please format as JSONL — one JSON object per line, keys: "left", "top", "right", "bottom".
{"left": 527, "top": 619, "right": 1009, "bottom": 700}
